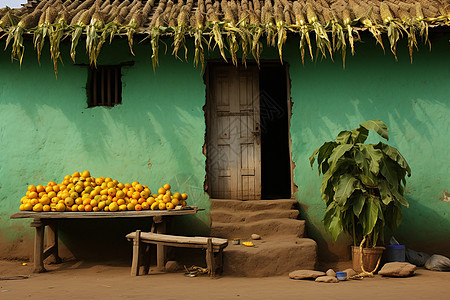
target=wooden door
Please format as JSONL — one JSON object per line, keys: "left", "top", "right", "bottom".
{"left": 206, "top": 65, "right": 261, "bottom": 200}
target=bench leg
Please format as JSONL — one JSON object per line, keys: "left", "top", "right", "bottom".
{"left": 131, "top": 230, "right": 142, "bottom": 276}
{"left": 31, "top": 220, "right": 46, "bottom": 273}
{"left": 206, "top": 238, "right": 215, "bottom": 278}
{"left": 215, "top": 250, "right": 224, "bottom": 275}
{"left": 154, "top": 217, "right": 166, "bottom": 271}
{"left": 46, "top": 221, "right": 62, "bottom": 264}
{"left": 141, "top": 244, "right": 151, "bottom": 275}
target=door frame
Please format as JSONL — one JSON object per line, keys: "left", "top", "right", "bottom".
{"left": 203, "top": 60, "right": 295, "bottom": 200}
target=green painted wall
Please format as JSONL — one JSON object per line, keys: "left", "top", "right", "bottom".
{"left": 0, "top": 32, "right": 448, "bottom": 260}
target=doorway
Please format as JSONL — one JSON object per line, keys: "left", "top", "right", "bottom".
{"left": 205, "top": 63, "right": 291, "bottom": 200}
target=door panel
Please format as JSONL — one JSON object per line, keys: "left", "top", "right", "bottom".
{"left": 207, "top": 65, "right": 261, "bottom": 200}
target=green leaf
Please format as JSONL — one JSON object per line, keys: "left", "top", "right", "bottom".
{"left": 358, "top": 144, "right": 383, "bottom": 175}
{"left": 361, "top": 198, "right": 379, "bottom": 236}
{"left": 335, "top": 131, "right": 352, "bottom": 144}
{"left": 352, "top": 127, "right": 369, "bottom": 144}
{"left": 353, "top": 194, "right": 366, "bottom": 217}
{"left": 378, "top": 143, "right": 411, "bottom": 175}
{"left": 334, "top": 174, "right": 359, "bottom": 206}
{"left": 327, "top": 144, "right": 353, "bottom": 173}
{"left": 310, "top": 142, "right": 337, "bottom": 174}
{"left": 329, "top": 210, "right": 344, "bottom": 241}
{"left": 354, "top": 149, "right": 378, "bottom": 187}
{"left": 378, "top": 180, "right": 394, "bottom": 205}
{"left": 360, "top": 119, "right": 389, "bottom": 140}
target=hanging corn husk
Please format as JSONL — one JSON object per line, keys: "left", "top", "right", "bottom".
{"left": 306, "top": 2, "right": 331, "bottom": 59}
{"left": 70, "top": 8, "right": 94, "bottom": 62}
{"left": 86, "top": 9, "right": 106, "bottom": 65}
{"left": 274, "top": 2, "right": 286, "bottom": 63}
{"left": 34, "top": 7, "right": 58, "bottom": 63}
{"left": 0, "top": 9, "right": 19, "bottom": 29}
{"left": 173, "top": 5, "right": 190, "bottom": 60}
{"left": 206, "top": 0, "right": 227, "bottom": 62}
{"left": 6, "top": 9, "right": 42, "bottom": 65}
{"left": 191, "top": 6, "right": 206, "bottom": 70}
{"left": 148, "top": 0, "right": 167, "bottom": 69}
{"left": 342, "top": 9, "right": 355, "bottom": 56}
{"left": 351, "top": 1, "right": 384, "bottom": 52}
{"left": 262, "top": 0, "right": 276, "bottom": 47}
{"left": 329, "top": 12, "right": 346, "bottom": 67}
{"left": 222, "top": 0, "right": 239, "bottom": 65}
{"left": 126, "top": 10, "right": 144, "bottom": 55}
{"left": 380, "top": 2, "right": 405, "bottom": 59}
{"left": 413, "top": 2, "right": 429, "bottom": 49}
{"left": 398, "top": 8, "right": 417, "bottom": 62}
{"left": 292, "top": 1, "right": 312, "bottom": 64}
{"left": 237, "top": 7, "right": 251, "bottom": 66}
{"left": 248, "top": 9, "right": 263, "bottom": 64}
{"left": 49, "top": 9, "right": 70, "bottom": 77}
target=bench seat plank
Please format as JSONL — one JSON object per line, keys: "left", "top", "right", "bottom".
{"left": 126, "top": 232, "right": 228, "bottom": 248}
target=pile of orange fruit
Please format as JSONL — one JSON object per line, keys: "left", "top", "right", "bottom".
{"left": 19, "top": 170, "right": 188, "bottom": 212}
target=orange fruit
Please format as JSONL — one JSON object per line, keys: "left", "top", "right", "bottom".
{"left": 181, "top": 200, "right": 186, "bottom": 206}
{"left": 132, "top": 181, "right": 139, "bottom": 187}
{"left": 135, "top": 204, "right": 142, "bottom": 211}
{"left": 95, "top": 177, "right": 104, "bottom": 186}
{"left": 181, "top": 193, "right": 188, "bottom": 200}
{"left": 27, "top": 185, "right": 37, "bottom": 192}
{"left": 92, "top": 207, "right": 99, "bottom": 212}
{"left": 119, "top": 204, "right": 127, "bottom": 211}
{"left": 82, "top": 170, "right": 90, "bottom": 178}
{"left": 163, "top": 184, "right": 171, "bottom": 190}
{"left": 165, "top": 190, "right": 172, "bottom": 197}
{"left": 52, "top": 185, "right": 61, "bottom": 192}
{"left": 172, "top": 193, "right": 181, "bottom": 199}
{"left": 36, "top": 185, "right": 45, "bottom": 193}
{"left": 140, "top": 191, "right": 149, "bottom": 199}
{"left": 33, "top": 203, "right": 43, "bottom": 212}
{"left": 43, "top": 205, "right": 51, "bottom": 212}
{"left": 162, "top": 195, "right": 171, "bottom": 203}
{"left": 56, "top": 203, "right": 66, "bottom": 212}
{"left": 138, "top": 198, "right": 145, "bottom": 204}
{"left": 105, "top": 202, "right": 119, "bottom": 211}
{"left": 143, "top": 188, "right": 151, "bottom": 195}
{"left": 64, "top": 175, "right": 71, "bottom": 180}
{"left": 124, "top": 183, "right": 132, "bottom": 188}
{"left": 147, "top": 197, "right": 156, "bottom": 205}
{"left": 75, "top": 197, "right": 83, "bottom": 205}
{"left": 116, "top": 190, "right": 125, "bottom": 199}
{"left": 171, "top": 198, "right": 180, "bottom": 206}
{"left": 71, "top": 205, "right": 79, "bottom": 212}
{"left": 90, "top": 199, "right": 98, "bottom": 207}
{"left": 141, "top": 202, "right": 149, "bottom": 210}
{"left": 28, "top": 192, "right": 38, "bottom": 199}
{"left": 158, "top": 202, "right": 166, "bottom": 210}
{"left": 30, "top": 199, "right": 39, "bottom": 206}
{"left": 39, "top": 196, "right": 50, "bottom": 205}
{"left": 117, "top": 182, "right": 125, "bottom": 189}
{"left": 132, "top": 192, "right": 140, "bottom": 199}
{"left": 117, "top": 199, "right": 126, "bottom": 206}
{"left": 59, "top": 184, "right": 67, "bottom": 191}
{"left": 47, "top": 191, "right": 56, "bottom": 199}
{"left": 158, "top": 187, "right": 166, "bottom": 195}
{"left": 135, "top": 184, "right": 144, "bottom": 192}
{"left": 127, "top": 203, "right": 135, "bottom": 211}
{"left": 108, "top": 188, "right": 116, "bottom": 197}
{"left": 51, "top": 197, "right": 60, "bottom": 204}
{"left": 77, "top": 204, "right": 85, "bottom": 212}
{"left": 166, "top": 202, "right": 174, "bottom": 210}
{"left": 23, "top": 203, "right": 33, "bottom": 211}
{"left": 45, "top": 186, "right": 53, "bottom": 193}
{"left": 104, "top": 177, "right": 112, "bottom": 183}
{"left": 72, "top": 172, "right": 81, "bottom": 177}
{"left": 38, "top": 192, "right": 46, "bottom": 198}
{"left": 84, "top": 205, "right": 93, "bottom": 212}
{"left": 151, "top": 202, "right": 159, "bottom": 210}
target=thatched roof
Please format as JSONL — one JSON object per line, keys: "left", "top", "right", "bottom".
{"left": 1, "top": 0, "right": 449, "bottom": 72}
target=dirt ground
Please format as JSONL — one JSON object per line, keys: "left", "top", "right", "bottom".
{"left": 0, "top": 259, "right": 449, "bottom": 300}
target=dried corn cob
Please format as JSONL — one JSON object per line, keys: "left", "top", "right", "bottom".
{"left": 306, "top": 2, "right": 331, "bottom": 59}
{"left": 173, "top": 5, "right": 190, "bottom": 59}
{"left": 380, "top": 2, "right": 405, "bottom": 59}
{"left": 49, "top": 9, "right": 70, "bottom": 77}
{"left": 293, "top": 1, "right": 312, "bottom": 63}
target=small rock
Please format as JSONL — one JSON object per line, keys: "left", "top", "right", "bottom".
{"left": 251, "top": 234, "right": 261, "bottom": 240}
{"left": 379, "top": 262, "right": 416, "bottom": 277}
{"left": 289, "top": 270, "right": 326, "bottom": 280}
{"left": 326, "top": 269, "right": 336, "bottom": 277}
{"left": 315, "top": 276, "right": 339, "bottom": 283}
{"left": 343, "top": 268, "right": 357, "bottom": 279}
{"left": 165, "top": 261, "right": 181, "bottom": 272}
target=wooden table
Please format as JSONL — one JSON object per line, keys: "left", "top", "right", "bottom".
{"left": 10, "top": 208, "right": 199, "bottom": 273}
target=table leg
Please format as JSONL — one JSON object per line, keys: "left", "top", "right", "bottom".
{"left": 30, "top": 220, "right": 46, "bottom": 273}
{"left": 46, "top": 221, "right": 62, "bottom": 264}
{"left": 153, "top": 216, "right": 166, "bottom": 271}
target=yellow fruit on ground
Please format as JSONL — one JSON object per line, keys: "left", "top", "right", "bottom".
{"left": 158, "top": 187, "right": 166, "bottom": 195}
{"left": 166, "top": 202, "right": 174, "bottom": 210}
{"left": 150, "top": 202, "right": 159, "bottom": 210}
{"left": 163, "top": 184, "right": 171, "bottom": 190}
{"left": 181, "top": 193, "right": 188, "bottom": 200}
{"left": 23, "top": 203, "right": 33, "bottom": 211}
{"left": 109, "top": 202, "right": 119, "bottom": 212}
{"left": 43, "top": 205, "right": 51, "bottom": 212}
{"left": 158, "top": 202, "right": 166, "bottom": 210}
{"left": 55, "top": 203, "right": 66, "bottom": 212}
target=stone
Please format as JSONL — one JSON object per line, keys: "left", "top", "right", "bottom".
{"left": 251, "top": 234, "right": 261, "bottom": 240}
{"left": 315, "top": 276, "right": 339, "bottom": 283}
{"left": 289, "top": 270, "right": 326, "bottom": 280}
{"left": 379, "top": 262, "right": 416, "bottom": 277}
{"left": 343, "top": 268, "right": 357, "bottom": 279}
{"left": 326, "top": 269, "right": 336, "bottom": 277}
{"left": 165, "top": 261, "right": 181, "bottom": 272}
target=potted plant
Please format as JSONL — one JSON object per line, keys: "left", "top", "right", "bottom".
{"left": 309, "top": 119, "right": 411, "bottom": 274}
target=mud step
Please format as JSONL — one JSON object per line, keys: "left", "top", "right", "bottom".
{"left": 223, "top": 238, "right": 317, "bottom": 277}
{"left": 210, "top": 199, "right": 298, "bottom": 212}
{"left": 211, "top": 219, "right": 305, "bottom": 240}
{"left": 210, "top": 209, "right": 299, "bottom": 223}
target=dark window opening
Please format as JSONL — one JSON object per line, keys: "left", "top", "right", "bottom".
{"left": 260, "top": 65, "right": 291, "bottom": 199}
{"left": 87, "top": 65, "right": 122, "bottom": 107}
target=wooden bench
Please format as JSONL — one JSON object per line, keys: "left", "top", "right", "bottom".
{"left": 126, "top": 230, "right": 228, "bottom": 277}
